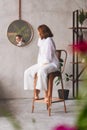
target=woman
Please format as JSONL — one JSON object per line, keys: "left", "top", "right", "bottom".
{"left": 15, "top": 34, "right": 25, "bottom": 47}
{"left": 24, "top": 24, "right": 59, "bottom": 101}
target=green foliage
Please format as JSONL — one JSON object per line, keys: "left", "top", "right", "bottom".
{"left": 76, "top": 70, "right": 87, "bottom": 130}
{"left": 59, "top": 58, "right": 64, "bottom": 70}
{"left": 55, "top": 73, "right": 73, "bottom": 86}
{"left": 32, "top": 118, "right": 36, "bottom": 123}
{"left": 77, "top": 104, "right": 87, "bottom": 130}
{"left": 65, "top": 73, "right": 73, "bottom": 81}
{"left": 78, "top": 9, "right": 87, "bottom": 25}
{"left": 55, "top": 76, "right": 61, "bottom": 85}
{"left": 0, "top": 108, "right": 21, "bottom": 130}
{"left": 55, "top": 58, "right": 73, "bottom": 86}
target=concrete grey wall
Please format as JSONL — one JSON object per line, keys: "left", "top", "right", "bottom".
{"left": 0, "top": 0, "right": 87, "bottom": 98}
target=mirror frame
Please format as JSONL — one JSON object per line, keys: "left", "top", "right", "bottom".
{"left": 7, "top": 19, "right": 34, "bottom": 47}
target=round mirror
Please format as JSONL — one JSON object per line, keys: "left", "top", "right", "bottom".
{"left": 7, "top": 20, "right": 34, "bottom": 47}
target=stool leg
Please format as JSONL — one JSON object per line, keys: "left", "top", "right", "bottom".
{"left": 32, "top": 98, "right": 34, "bottom": 113}
{"left": 48, "top": 96, "right": 52, "bottom": 116}
{"left": 32, "top": 74, "right": 37, "bottom": 113}
{"left": 60, "top": 74, "right": 67, "bottom": 113}
{"left": 48, "top": 75, "right": 53, "bottom": 116}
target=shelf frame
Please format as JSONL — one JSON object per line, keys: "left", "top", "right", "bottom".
{"left": 72, "top": 10, "right": 87, "bottom": 98}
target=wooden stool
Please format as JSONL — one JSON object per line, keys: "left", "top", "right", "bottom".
{"left": 32, "top": 50, "right": 67, "bottom": 116}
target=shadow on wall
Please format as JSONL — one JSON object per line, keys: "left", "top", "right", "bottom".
{"left": 0, "top": 81, "right": 10, "bottom": 99}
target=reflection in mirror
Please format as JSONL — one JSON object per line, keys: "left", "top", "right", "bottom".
{"left": 7, "top": 20, "right": 34, "bottom": 47}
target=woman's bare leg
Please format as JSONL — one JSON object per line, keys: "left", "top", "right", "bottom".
{"left": 44, "top": 90, "right": 48, "bottom": 102}
{"left": 35, "top": 89, "right": 40, "bottom": 99}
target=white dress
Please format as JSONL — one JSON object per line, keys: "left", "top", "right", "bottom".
{"left": 17, "top": 41, "right": 25, "bottom": 47}
{"left": 24, "top": 37, "right": 59, "bottom": 90}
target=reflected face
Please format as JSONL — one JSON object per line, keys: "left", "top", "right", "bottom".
{"left": 16, "top": 36, "right": 22, "bottom": 43}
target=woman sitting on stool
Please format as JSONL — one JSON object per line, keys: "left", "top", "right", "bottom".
{"left": 24, "top": 24, "right": 59, "bottom": 102}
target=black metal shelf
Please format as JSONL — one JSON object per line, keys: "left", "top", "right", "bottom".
{"left": 71, "top": 10, "right": 87, "bottom": 98}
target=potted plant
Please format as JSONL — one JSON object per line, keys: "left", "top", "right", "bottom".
{"left": 55, "top": 57, "right": 73, "bottom": 99}
{"left": 55, "top": 73, "right": 73, "bottom": 100}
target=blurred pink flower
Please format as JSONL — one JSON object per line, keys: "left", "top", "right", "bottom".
{"left": 72, "top": 40, "right": 87, "bottom": 54}
{"left": 53, "top": 125, "right": 78, "bottom": 130}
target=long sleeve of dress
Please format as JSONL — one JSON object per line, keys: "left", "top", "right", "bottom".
{"left": 43, "top": 38, "right": 55, "bottom": 63}
{"left": 37, "top": 37, "right": 59, "bottom": 68}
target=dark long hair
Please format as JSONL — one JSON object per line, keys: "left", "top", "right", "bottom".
{"left": 38, "top": 24, "right": 53, "bottom": 39}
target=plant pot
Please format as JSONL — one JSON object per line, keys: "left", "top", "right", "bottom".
{"left": 58, "top": 89, "right": 69, "bottom": 100}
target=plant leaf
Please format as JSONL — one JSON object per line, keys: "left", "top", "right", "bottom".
{"left": 65, "top": 73, "right": 68, "bottom": 76}
{"left": 66, "top": 78, "right": 69, "bottom": 81}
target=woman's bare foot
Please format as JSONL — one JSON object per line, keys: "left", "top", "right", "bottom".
{"left": 44, "top": 97, "right": 48, "bottom": 102}
{"left": 34, "top": 95, "right": 39, "bottom": 100}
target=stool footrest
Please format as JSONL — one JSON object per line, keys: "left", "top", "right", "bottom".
{"left": 33, "top": 97, "right": 64, "bottom": 103}
{"left": 51, "top": 97, "right": 64, "bottom": 103}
